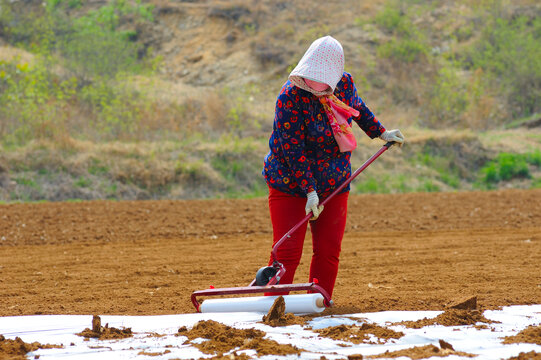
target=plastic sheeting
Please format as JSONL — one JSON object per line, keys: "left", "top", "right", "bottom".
{"left": 0, "top": 305, "right": 540, "bottom": 359}
{"left": 200, "top": 294, "right": 325, "bottom": 313}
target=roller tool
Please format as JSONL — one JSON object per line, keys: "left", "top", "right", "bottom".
{"left": 191, "top": 141, "right": 396, "bottom": 314}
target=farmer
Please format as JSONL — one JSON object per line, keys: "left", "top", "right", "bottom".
{"left": 262, "top": 35, "right": 404, "bottom": 299}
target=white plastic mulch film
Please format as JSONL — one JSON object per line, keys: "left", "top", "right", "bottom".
{"left": 0, "top": 305, "right": 540, "bottom": 359}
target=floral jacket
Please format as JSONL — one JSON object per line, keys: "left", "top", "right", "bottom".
{"left": 262, "top": 72, "right": 386, "bottom": 199}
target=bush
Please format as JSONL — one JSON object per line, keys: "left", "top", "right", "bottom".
{"left": 478, "top": 152, "right": 535, "bottom": 185}
{"left": 466, "top": 14, "right": 541, "bottom": 118}
{"left": 424, "top": 64, "right": 470, "bottom": 126}
{"left": 59, "top": 0, "right": 154, "bottom": 79}
{"left": 377, "top": 37, "right": 429, "bottom": 64}
{"left": 0, "top": 0, "right": 161, "bottom": 145}
{"left": 0, "top": 59, "right": 77, "bottom": 145}
{"left": 373, "top": 2, "right": 429, "bottom": 64}
{"left": 374, "top": 5, "right": 412, "bottom": 36}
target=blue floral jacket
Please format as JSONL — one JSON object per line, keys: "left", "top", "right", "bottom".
{"left": 262, "top": 72, "right": 386, "bottom": 199}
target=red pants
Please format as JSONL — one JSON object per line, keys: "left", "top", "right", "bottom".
{"left": 267, "top": 186, "right": 348, "bottom": 298}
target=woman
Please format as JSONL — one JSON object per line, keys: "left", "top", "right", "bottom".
{"left": 262, "top": 36, "right": 404, "bottom": 299}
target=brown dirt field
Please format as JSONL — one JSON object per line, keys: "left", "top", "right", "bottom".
{"left": 0, "top": 189, "right": 540, "bottom": 316}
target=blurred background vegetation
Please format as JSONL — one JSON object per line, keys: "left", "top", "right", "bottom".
{"left": 0, "top": 0, "right": 539, "bottom": 201}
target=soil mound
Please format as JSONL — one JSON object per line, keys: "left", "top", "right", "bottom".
{"left": 506, "top": 351, "right": 541, "bottom": 360}
{"left": 315, "top": 323, "right": 404, "bottom": 344}
{"left": 262, "top": 296, "right": 307, "bottom": 327}
{"left": 368, "top": 343, "right": 476, "bottom": 359}
{"left": 396, "top": 309, "right": 494, "bottom": 328}
{"left": 177, "top": 319, "right": 302, "bottom": 356}
{"left": 0, "top": 334, "right": 62, "bottom": 360}
{"left": 503, "top": 325, "right": 541, "bottom": 345}
{"left": 76, "top": 315, "right": 133, "bottom": 340}
{"left": 242, "top": 337, "right": 302, "bottom": 356}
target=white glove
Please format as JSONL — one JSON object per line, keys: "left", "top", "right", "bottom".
{"left": 380, "top": 129, "right": 405, "bottom": 146}
{"left": 305, "top": 190, "right": 323, "bottom": 220}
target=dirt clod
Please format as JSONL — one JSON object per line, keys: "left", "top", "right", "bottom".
{"left": 506, "top": 351, "right": 541, "bottom": 360}
{"left": 0, "top": 335, "right": 62, "bottom": 360}
{"left": 503, "top": 325, "right": 541, "bottom": 345}
{"left": 262, "top": 296, "right": 306, "bottom": 327}
{"left": 263, "top": 296, "right": 285, "bottom": 322}
{"left": 438, "top": 339, "right": 454, "bottom": 350}
{"left": 77, "top": 315, "right": 133, "bottom": 340}
{"left": 316, "top": 322, "right": 404, "bottom": 344}
{"left": 448, "top": 296, "right": 477, "bottom": 310}
{"left": 92, "top": 315, "right": 101, "bottom": 333}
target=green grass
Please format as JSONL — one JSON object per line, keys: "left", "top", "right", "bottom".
{"left": 355, "top": 174, "right": 414, "bottom": 194}
{"left": 411, "top": 150, "right": 462, "bottom": 189}
{"left": 88, "top": 158, "right": 109, "bottom": 175}
{"left": 74, "top": 176, "right": 92, "bottom": 188}
{"left": 417, "top": 180, "right": 440, "bottom": 192}
{"left": 505, "top": 113, "right": 541, "bottom": 129}
{"left": 14, "top": 176, "right": 38, "bottom": 188}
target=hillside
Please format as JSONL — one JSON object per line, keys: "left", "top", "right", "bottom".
{"left": 0, "top": 0, "right": 540, "bottom": 201}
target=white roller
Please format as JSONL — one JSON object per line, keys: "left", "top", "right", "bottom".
{"left": 200, "top": 293, "right": 326, "bottom": 314}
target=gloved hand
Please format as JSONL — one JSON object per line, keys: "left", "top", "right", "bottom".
{"left": 380, "top": 129, "right": 405, "bottom": 146}
{"left": 305, "top": 190, "right": 323, "bottom": 220}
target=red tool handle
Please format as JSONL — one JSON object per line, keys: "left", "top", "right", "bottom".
{"left": 271, "top": 141, "right": 395, "bottom": 261}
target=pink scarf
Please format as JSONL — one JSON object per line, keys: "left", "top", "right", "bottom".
{"left": 319, "top": 95, "right": 359, "bottom": 152}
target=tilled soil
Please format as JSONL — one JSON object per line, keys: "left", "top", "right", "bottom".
{"left": 0, "top": 189, "right": 540, "bottom": 316}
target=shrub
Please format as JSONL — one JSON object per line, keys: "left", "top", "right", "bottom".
{"left": 0, "top": 0, "right": 162, "bottom": 145}
{"left": 424, "top": 64, "right": 470, "bottom": 127}
{"left": 0, "top": 59, "right": 77, "bottom": 145}
{"left": 373, "top": 2, "right": 429, "bottom": 64}
{"left": 374, "top": 5, "right": 412, "bottom": 36}
{"left": 59, "top": 0, "right": 154, "bottom": 79}
{"left": 478, "top": 152, "right": 535, "bottom": 185}
{"left": 377, "top": 37, "right": 429, "bottom": 64}
{"left": 526, "top": 151, "right": 541, "bottom": 167}
{"left": 466, "top": 14, "right": 541, "bottom": 118}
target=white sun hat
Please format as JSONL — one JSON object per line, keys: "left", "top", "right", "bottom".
{"left": 289, "top": 35, "right": 345, "bottom": 96}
